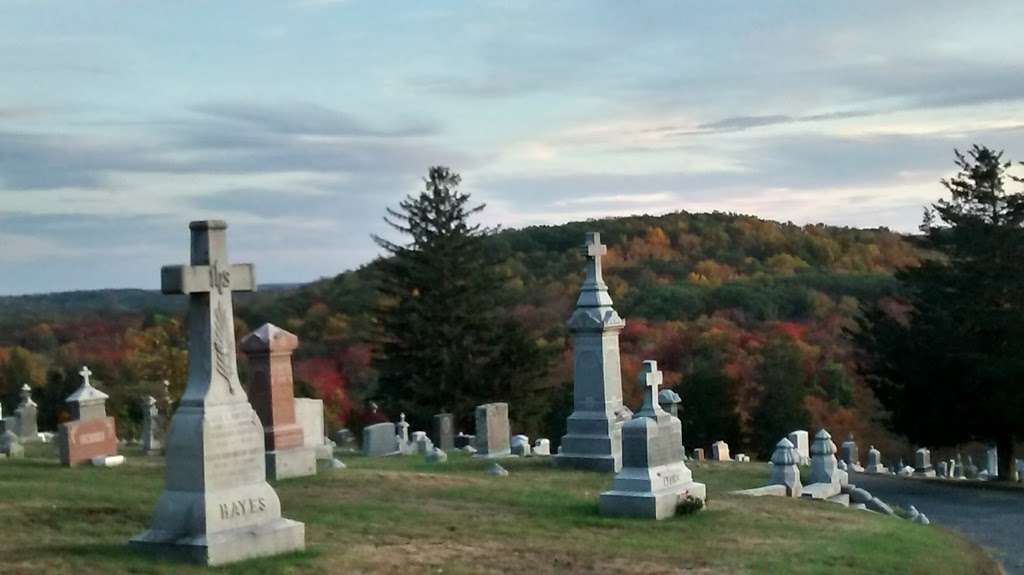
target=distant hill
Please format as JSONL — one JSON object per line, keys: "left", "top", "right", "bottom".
{"left": 0, "top": 284, "right": 303, "bottom": 325}
{"left": 252, "top": 210, "right": 920, "bottom": 334}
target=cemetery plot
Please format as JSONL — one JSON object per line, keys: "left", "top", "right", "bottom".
{"left": 0, "top": 444, "right": 1001, "bottom": 575}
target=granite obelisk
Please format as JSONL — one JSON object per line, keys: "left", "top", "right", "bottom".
{"left": 131, "top": 220, "right": 304, "bottom": 565}
{"left": 555, "top": 232, "right": 632, "bottom": 472}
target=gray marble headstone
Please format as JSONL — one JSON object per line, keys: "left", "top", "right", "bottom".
{"left": 396, "top": 413, "right": 410, "bottom": 446}
{"left": 131, "top": 220, "right": 304, "bottom": 566}
{"left": 474, "top": 403, "right": 512, "bottom": 458}
{"left": 334, "top": 428, "right": 358, "bottom": 451}
{"left": 294, "top": 398, "right": 333, "bottom": 462}
{"left": 936, "top": 461, "right": 948, "bottom": 478}
{"left": 511, "top": 434, "right": 531, "bottom": 456}
{"left": 533, "top": 438, "right": 551, "bottom": 456}
{"left": 840, "top": 433, "right": 859, "bottom": 467}
{"left": 599, "top": 361, "right": 705, "bottom": 519}
{"left": 0, "top": 429, "right": 24, "bottom": 459}
{"left": 432, "top": 413, "right": 454, "bottom": 451}
{"left": 412, "top": 431, "right": 433, "bottom": 455}
{"left": 363, "top": 422, "right": 399, "bottom": 456}
{"left": 769, "top": 438, "right": 801, "bottom": 497}
{"left": 788, "top": 430, "right": 810, "bottom": 465}
{"left": 555, "top": 232, "right": 633, "bottom": 472}
{"left": 985, "top": 446, "right": 998, "bottom": 477}
{"left": 141, "top": 396, "right": 163, "bottom": 456}
{"left": 658, "top": 389, "right": 680, "bottom": 419}
{"left": 914, "top": 448, "right": 936, "bottom": 477}
{"left": 809, "top": 429, "right": 840, "bottom": 485}
{"left": 865, "top": 445, "right": 886, "bottom": 473}
{"left": 710, "top": 440, "right": 731, "bottom": 461}
{"left": 12, "top": 384, "right": 39, "bottom": 442}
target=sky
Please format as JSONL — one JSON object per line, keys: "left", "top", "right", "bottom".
{"left": 2, "top": 1, "right": 1023, "bottom": 295}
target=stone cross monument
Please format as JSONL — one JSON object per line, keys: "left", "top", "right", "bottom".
{"left": 599, "top": 361, "right": 705, "bottom": 519}
{"left": 131, "top": 220, "right": 304, "bottom": 566}
{"left": 556, "top": 232, "right": 632, "bottom": 472}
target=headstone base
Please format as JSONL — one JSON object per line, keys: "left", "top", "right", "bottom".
{"left": 554, "top": 451, "right": 620, "bottom": 472}
{"left": 599, "top": 465, "right": 706, "bottom": 520}
{"left": 801, "top": 482, "right": 841, "bottom": 500}
{"left": 130, "top": 517, "right": 305, "bottom": 567}
{"left": 472, "top": 449, "right": 515, "bottom": 459}
{"left": 864, "top": 464, "right": 887, "bottom": 474}
{"left": 914, "top": 469, "right": 936, "bottom": 478}
{"left": 266, "top": 447, "right": 317, "bottom": 481}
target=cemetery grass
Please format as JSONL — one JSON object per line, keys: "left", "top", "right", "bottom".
{"left": 0, "top": 446, "right": 999, "bottom": 575}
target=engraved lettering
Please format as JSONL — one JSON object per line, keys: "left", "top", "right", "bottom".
{"left": 79, "top": 431, "right": 107, "bottom": 445}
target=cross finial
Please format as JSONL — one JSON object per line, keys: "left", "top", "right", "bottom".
{"left": 79, "top": 366, "right": 93, "bottom": 386}
{"left": 576, "top": 232, "right": 614, "bottom": 309}
{"left": 635, "top": 360, "right": 666, "bottom": 418}
{"left": 584, "top": 232, "right": 608, "bottom": 258}
{"left": 640, "top": 360, "right": 662, "bottom": 391}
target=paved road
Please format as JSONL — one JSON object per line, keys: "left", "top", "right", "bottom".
{"left": 853, "top": 473, "right": 1024, "bottom": 574}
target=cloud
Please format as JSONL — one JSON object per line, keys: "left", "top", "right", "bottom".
{"left": 190, "top": 101, "right": 438, "bottom": 138}
{"left": 693, "top": 110, "right": 872, "bottom": 134}
{"left": 0, "top": 101, "right": 469, "bottom": 191}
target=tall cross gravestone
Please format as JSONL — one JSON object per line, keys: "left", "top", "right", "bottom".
{"left": 555, "top": 232, "right": 632, "bottom": 472}
{"left": 131, "top": 220, "right": 304, "bottom": 566}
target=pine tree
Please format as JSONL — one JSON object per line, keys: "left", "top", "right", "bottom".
{"left": 372, "top": 166, "right": 549, "bottom": 431}
{"left": 749, "top": 336, "right": 812, "bottom": 457}
{"left": 855, "top": 146, "right": 1024, "bottom": 480}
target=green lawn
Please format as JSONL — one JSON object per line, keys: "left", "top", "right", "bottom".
{"left": 0, "top": 444, "right": 1000, "bottom": 575}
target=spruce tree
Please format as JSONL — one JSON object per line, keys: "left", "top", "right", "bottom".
{"left": 855, "top": 146, "right": 1024, "bottom": 479}
{"left": 372, "top": 166, "right": 549, "bottom": 431}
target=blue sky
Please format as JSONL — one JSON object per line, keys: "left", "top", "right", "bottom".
{"left": 2, "top": 1, "right": 1023, "bottom": 295}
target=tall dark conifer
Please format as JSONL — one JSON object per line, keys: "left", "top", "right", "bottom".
{"left": 372, "top": 166, "right": 549, "bottom": 431}
{"left": 855, "top": 146, "right": 1024, "bottom": 479}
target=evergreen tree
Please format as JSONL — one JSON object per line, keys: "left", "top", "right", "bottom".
{"left": 372, "top": 166, "right": 550, "bottom": 432}
{"left": 679, "top": 367, "right": 741, "bottom": 451}
{"left": 855, "top": 146, "right": 1024, "bottom": 480}
{"left": 749, "top": 336, "right": 812, "bottom": 458}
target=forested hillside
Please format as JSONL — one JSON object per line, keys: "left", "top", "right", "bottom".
{"left": 0, "top": 210, "right": 921, "bottom": 457}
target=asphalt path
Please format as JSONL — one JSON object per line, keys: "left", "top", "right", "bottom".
{"left": 853, "top": 473, "right": 1024, "bottom": 574}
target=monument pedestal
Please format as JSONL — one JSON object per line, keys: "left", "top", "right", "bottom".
{"left": 555, "top": 412, "right": 624, "bottom": 472}
{"left": 266, "top": 446, "right": 317, "bottom": 481}
{"left": 132, "top": 515, "right": 304, "bottom": 567}
{"left": 599, "top": 461, "right": 707, "bottom": 519}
